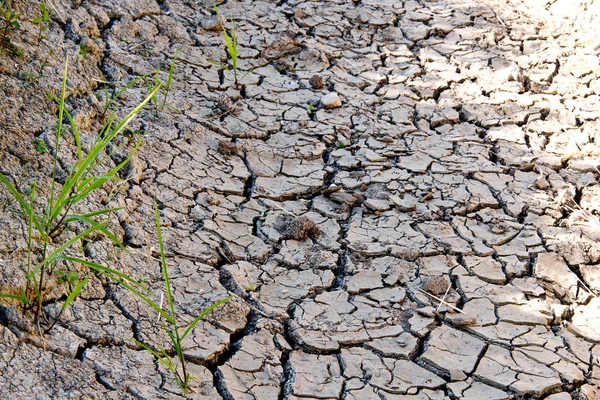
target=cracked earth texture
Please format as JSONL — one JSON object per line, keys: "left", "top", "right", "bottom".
{"left": 1, "top": 0, "right": 600, "bottom": 399}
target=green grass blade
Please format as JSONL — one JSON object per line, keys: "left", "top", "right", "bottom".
{"left": 105, "top": 75, "right": 149, "bottom": 114}
{"left": 146, "top": 79, "right": 156, "bottom": 106}
{"left": 223, "top": 30, "right": 234, "bottom": 61}
{"left": 154, "top": 200, "right": 176, "bottom": 319}
{"left": 26, "top": 181, "right": 36, "bottom": 289}
{"left": 64, "top": 214, "right": 124, "bottom": 249}
{"left": 215, "top": 6, "right": 236, "bottom": 64}
{"left": 117, "top": 280, "right": 175, "bottom": 324}
{"left": 134, "top": 339, "right": 176, "bottom": 372}
{"left": 230, "top": 14, "right": 238, "bottom": 70}
{"left": 46, "top": 58, "right": 69, "bottom": 233}
{"left": 166, "top": 328, "right": 178, "bottom": 349}
{"left": 72, "top": 175, "right": 102, "bottom": 195}
{"left": 64, "top": 106, "right": 82, "bottom": 163}
{"left": 240, "top": 68, "right": 254, "bottom": 81}
{"left": 59, "top": 255, "right": 176, "bottom": 324}
{"left": 73, "top": 137, "right": 128, "bottom": 191}
{"left": 0, "top": 173, "right": 43, "bottom": 234}
{"left": 116, "top": 75, "right": 148, "bottom": 99}
{"left": 49, "top": 84, "right": 161, "bottom": 221}
{"left": 28, "top": 221, "right": 109, "bottom": 279}
{"left": 208, "top": 60, "right": 228, "bottom": 69}
{"left": 57, "top": 256, "right": 145, "bottom": 289}
{"left": 164, "top": 49, "right": 178, "bottom": 98}
{"left": 72, "top": 134, "right": 144, "bottom": 207}
{"left": 46, "top": 91, "right": 82, "bottom": 164}
{"left": 180, "top": 296, "right": 231, "bottom": 341}
{"left": 61, "top": 275, "right": 90, "bottom": 311}
{"left": 70, "top": 175, "right": 119, "bottom": 205}
{"left": 0, "top": 292, "right": 27, "bottom": 302}
{"left": 134, "top": 338, "right": 162, "bottom": 359}
{"left": 99, "top": 113, "right": 115, "bottom": 138}
{"left": 66, "top": 207, "right": 123, "bottom": 220}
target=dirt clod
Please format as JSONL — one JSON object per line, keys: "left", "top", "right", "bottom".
{"left": 274, "top": 215, "right": 321, "bottom": 241}
{"left": 423, "top": 276, "right": 450, "bottom": 295}
{"left": 309, "top": 74, "right": 323, "bottom": 89}
{"left": 218, "top": 141, "right": 239, "bottom": 156}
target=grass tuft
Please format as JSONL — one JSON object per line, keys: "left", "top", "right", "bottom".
{"left": 0, "top": 58, "right": 160, "bottom": 328}
{"left": 210, "top": 5, "right": 253, "bottom": 89}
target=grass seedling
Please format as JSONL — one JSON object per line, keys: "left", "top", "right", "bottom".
{"left": 0, "top": 1, "right": 23, "bottom": 56}
{"left": 78, "top": 43, "right": 91, "bottom": 58}
{"left": 0, "top": 58, "right": 161, "bottom": 328}
{"left": 32, "top": 1, "right": 50, "bottom": 45}
{"left": 32, "top": 138, "right": 46, "bottom": 153}
{"left": 33, "top": 201, "right": 230, "bottom": 395}
{"left": 20, "top": 71, "right": 42, "bottom": 87}
{"left": 130, "top": 202, "right": 230, "bottom": 396}
{"left": 99, "top": 73, "right": 148, "bottom": 119}
{"left": 145, "top": 49, "right": 179, "bottom": 116}
{"left": 210, "top": 6, "right": 253, "bottom": 89}
{"left": 307, "top": 103, "right": 315, "bottom": 118}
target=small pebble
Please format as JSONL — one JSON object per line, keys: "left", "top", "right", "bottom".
{"left": 321, "top": 92, "right": 342, "bottom": 109}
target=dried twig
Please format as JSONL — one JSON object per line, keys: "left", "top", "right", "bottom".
{"left": 264, "top": 199, "right": 299, "bottom": 218}
{"left": 46, "top": 0, "right": 65, "bottom": 24}
{"left": 418, "top": 288, "right": 466, "bottom": 314}
{"left": 436, "top": 283, "right": 452, "bottom": 314}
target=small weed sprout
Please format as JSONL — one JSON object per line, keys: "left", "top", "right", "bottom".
{"left": 210, "top": 5, "right": 253, "bottom": 89}
{"left": 307, "top": 103, "right": 316, "bottom": 118}
{"left": 0, "top": 59, "right": 161, "bottom": 328}
{"left": 32, "top": 138, "right": 46, "bottom": 153}
{"left": 146, "top": 49, "right": 179, "bottom": 115}
{"left": 131, "top": 202, "right": 230, "bottom": 396}
{"left": 55, "top": 270, "right": 79, "bottom": 285}
{"left": 19, "top": 71, "right": 41, "bottom": 87}
{"left": 0, "top": 1, "right": 22, "bottom": 56}
{"left": 32, "top": 1, "right": 50, "bottom": 44}
{"left": 78, "top": 43, "right": 91, "bottom": 58}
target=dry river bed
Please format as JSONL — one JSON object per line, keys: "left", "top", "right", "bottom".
{"left": 1, "top": 0, "right": 600, "bottom": 399}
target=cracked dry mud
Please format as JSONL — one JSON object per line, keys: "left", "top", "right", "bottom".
{"left": 1, "top": 0, "right": 600, "bottom": 399}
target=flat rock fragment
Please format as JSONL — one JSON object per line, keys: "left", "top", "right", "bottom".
{"left": 158, "top": 132, "right": 250, "bottom": 197}
{"left": 346, "top": 270, "right": 384, "bottom": 294}
{"left": 342, "top": 347, "right": 445, "bottom": 395}
{"left": 497, "top": 303, "right": 553, "bottom": 325}
{"left": 460, "top": 382, "right": 512, "bottom": 400}
{"left": 570, "top": 297, "right": 600, "bottom": 341}
{"left": 535, "top": 252, "right": 579, "bottom": 301}
{"left": 346, "top": 213, "right": 438, "bottom": 257}
{"left": 290, "top": 351, "right": 343, "bottom": 399}
{"left": 418, "top": 222, "right": 473, "bottom": 254}
{"left": 447, "top": 297, "right": 496, "bottom": 327}
{"left": 364, "top": 332, "right": 418, "bottom": 358}
{"left": 422, "top": 325, "right": 486, "bottom": 376}
{"left": 83, "top": 345, "right": 167, "bottom": 398}
{"left": 463, "top": 256, "right": 506, "bottom": 284}
{"left": 218, "top": 323, "right": 286, "bottom": 399}
{"left": 45, "top": 299, "right": 133, "bottom": 346}
{"left": 456, "top": 274, "right": 526, "bottom": 305}
{"left": 474, "top": 345, "right": 561, "bottom": 396}
{"left": 290, "top": 290, "right": 403, "bottom": 351}
{"left": 258, "top": 267, "right": 335, "bottom": 317}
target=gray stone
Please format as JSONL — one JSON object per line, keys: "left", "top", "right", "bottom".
{"left": 321, "top": 92, "right": 342, "bottom": 109}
